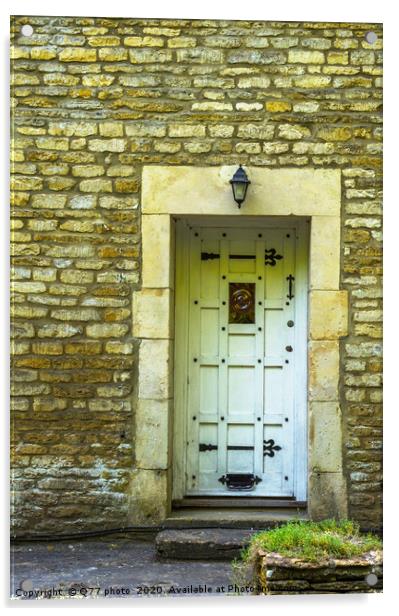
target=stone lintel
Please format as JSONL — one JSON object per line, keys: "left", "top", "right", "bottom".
{"left": 142, "top": 166, "right": 341, "bottom": 217}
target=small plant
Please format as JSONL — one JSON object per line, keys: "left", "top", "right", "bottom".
{"left": 241, "top": 519, "right": 382, "bottom": 564}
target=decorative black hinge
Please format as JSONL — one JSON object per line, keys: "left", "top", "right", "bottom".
{"left": 199, "top": 443, "right": 218, "bottom": 452}
{"left": 286, "top": 274, "right": 295, "bottom": 299}
{"left": 218, "top": 473, "right": 262, "bottom": 490}
{"left": 263, "top": 439, "right": 282, "bottom": 457}
{"left": 201, "top": 252, "right": 220, "bottom": 261}
{"left": 265, "top": 248, "right": 283, "bottom": 266}
{"left": 201, "top": 250, "right": 283, "bottom": 265}
{"left": 199, "top": 441, "right": 282, "bottom": 457}
{"left": 199, "top": 444, "right": 253, "bottom": 452}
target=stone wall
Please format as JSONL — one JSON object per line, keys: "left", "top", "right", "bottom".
{"left": 254, "top": 550, "right": 383, "bottom": 594}
{"left": 10, "top": 16, "right": 382, "bottom": 535}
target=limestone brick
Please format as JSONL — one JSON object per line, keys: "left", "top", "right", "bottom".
{"left": 133, "top": 289, "right": 173, "bottom": 339}
{"left": 309, "top": 291, "right": 349, "bottom": 339}
{"left": 309, "top": 341, "right": 340, "bottom": 401}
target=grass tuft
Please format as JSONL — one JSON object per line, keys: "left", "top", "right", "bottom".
{"left": 241, "top": 519, "right": 382, "bottom": 563}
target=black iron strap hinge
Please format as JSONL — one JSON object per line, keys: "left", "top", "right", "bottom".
{"left": 201, "top": 249, "right": 283, "bottom": 265}
{"left": 201, "top": 252, "right": 220, "bottom": 261}
{"left": 286, "top": 274, "right": 295, "bottom": 299}
{"left": 199, "top": 439, "right": 281, "bottom": 457}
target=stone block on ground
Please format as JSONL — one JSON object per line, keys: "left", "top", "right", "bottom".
{"left": 155, "top": 529, "right": 255, "bottom": 560}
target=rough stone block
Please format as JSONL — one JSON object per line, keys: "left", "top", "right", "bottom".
{"left": 88, "top": 139, "right": 126, "bottom": 152}
{"left": 124, "top": 36, "right": 164, "bottom": 47}
{"left": 58, "top": 48, "right": 97, "bottom": 62}
{"left": 266, "top": 101, "right": 292, "bottom": 112}
{"left": 98, "top": 47, "right": 128, "bottom": 61}
{"left": 288, "top": 50, "right": 325, "bottom": 63}
{"left": 293, "top": 75, "right": 331, "bottom": 88}
{"left": 156, "top": 529, "right": 254, "bottom": 560}
{"left": 138, "top": 339, "right": 173, "bottom": 400}
{"left": 309, "top": 291, "right": 348, "bottom": 339}
{"left": 129, "top": 469, "right": 168, "bottom": 524}
{"left": 142, "top": 214, "right": 173, "bottom": 289}
{"left": 133, "top": 288, "right": 173, "bottom": 339}
{"left": 129, "top": 49, "right": 172, "bottom": 63}
{"left": 309, "top": 402, "right": 343, "bottom": 472}
{"left": 82, "top": 75, "right": 115, "bottom": 87}
{"left": 86, "top": 323, "right": 129, "bottom": 338}
{"left": 79, "top": 179, "right": 112, "bottom": 193}
{"left": 135, "top": 399, "right": 170, "bottom": 469}
{"left": 310, "top": 216, "right": 340, "bottom": 290}
{"left": 309, "top": 341, "right": 339, "bottom": 401}
{"left": 308, "top": 472, "right": 348, "bottom": 520}
{"left": 237, "top": 76, "right": 271, "bottom": 88}
{"left": 169, "top": 124, "right": 206, "bottom": 137}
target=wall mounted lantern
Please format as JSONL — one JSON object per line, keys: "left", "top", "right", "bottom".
{"left": 230, "top": 164, "right": 251, "bottom": 209}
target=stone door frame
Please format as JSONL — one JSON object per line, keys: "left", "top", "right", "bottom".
{"left": 131, "top": 166, "right": 349, "bottom": 523}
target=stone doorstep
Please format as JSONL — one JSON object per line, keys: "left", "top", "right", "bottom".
{"left": 162, "top": 508, "right": 309, "bottom": 530}
{"left": 155, "top": 529, "right": 256, "bottom": 561}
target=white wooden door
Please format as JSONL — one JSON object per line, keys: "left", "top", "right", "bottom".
{"left": 176, "top": 222, "right": 307, "bottom": 499}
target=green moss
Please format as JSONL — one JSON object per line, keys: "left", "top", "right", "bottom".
{"left": 241, "top": 519, "right": 382, "bottom": 563}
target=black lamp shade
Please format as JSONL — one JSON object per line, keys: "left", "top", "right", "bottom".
{"left": 230, "top": 165, "right": 250, "bottom": 208}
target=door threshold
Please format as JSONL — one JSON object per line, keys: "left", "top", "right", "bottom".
{"left": 164, "top": 507, "right": 309, "bottom": 530}
{"left": 173, "top": 497, "right": 307, "bottom": 509}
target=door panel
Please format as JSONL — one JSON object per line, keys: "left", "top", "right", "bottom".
{"left": 181, "top": 224, "right": 306, "bottom": 498}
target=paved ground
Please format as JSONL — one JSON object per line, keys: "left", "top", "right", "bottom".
{"left": 10, "top": 535, "right": 248, "bottom": 600}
